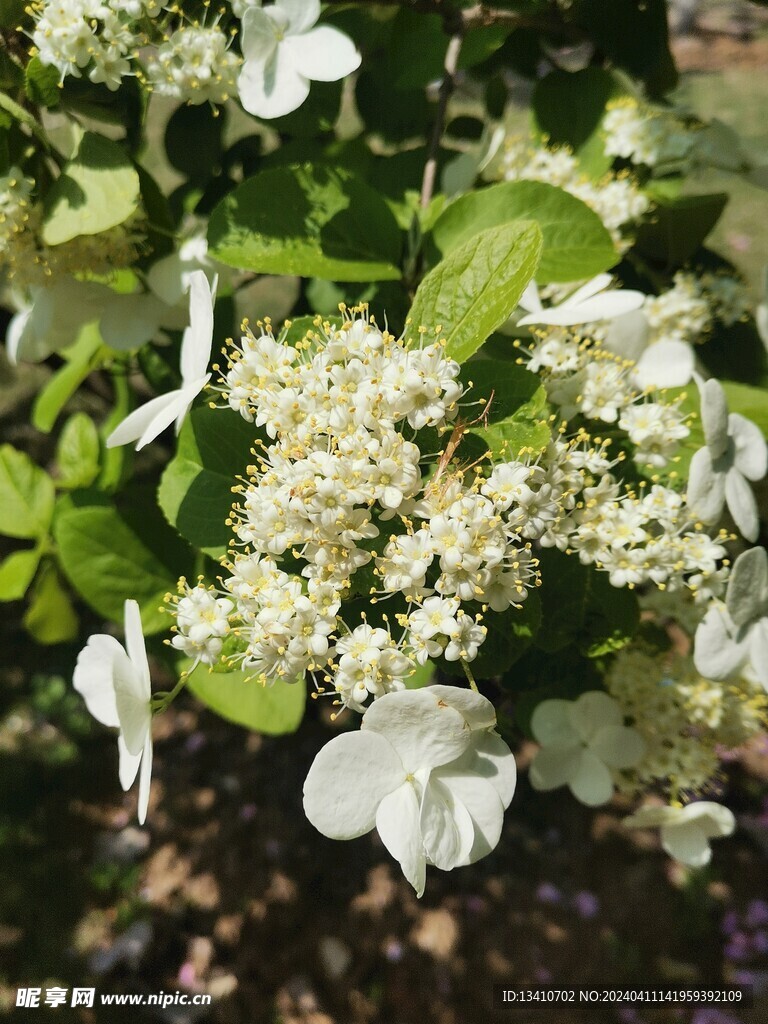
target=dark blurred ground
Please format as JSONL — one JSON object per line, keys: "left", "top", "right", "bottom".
{"left": 2, "top": 9, "right": 768, "bottom": 1024}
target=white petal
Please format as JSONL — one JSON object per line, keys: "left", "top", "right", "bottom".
{"left": 699, "top": 377, "right": 729, "bottom": 458}
{"left": 687, "top": 447, "right": 725, "bottom": 524}
{"left": 566, "top": 274, "right": 614, "bottom": 305}
{"left": 605, "top": 309, "right": 651, "bottom": 364}
{"left": 726, "top": 547, "right": 768, "bottom": 627}
{"left": 303, "top": 730, "right": 404, "bottom": 840}
{"left": 420, "top": 776, "right": 474, "bottom": 871}
{"left": 518, "top": 290, "right": 643, "bottom": 326}
{"left": 468, "top": 730, "right": 516, "bottom": 808}
{"left": 99, "top": 293, "right": 165, "bottom": 351}
{"left": 362, "top": 689, "right": 471, "bottom": 773}
{"left": 729, "top": 413, "right": 768, "bottom": 482}
{"left": 434, "top": 769, "right": 505, "bottom": 865}
{"left": 748, "top": 618, "right": 768, "bottom": 690}
{"left": 569, "top": 749, "right": 614, "bottom": 806}
{"left": 624, "top": 804, "right": 679, "bottom": 830}
{"left": 5, "top": 308, "right": 34, "bottom": 364}
{"left": 693, "top": 605, "right": 748, "bottom": 680}
{"left": 275, "top": 0, "right": 320, "bottom": 33}
{"left": 725, "top": 467, "right": 759, "bottom": 542}
{"left": 180, "top": 270, "right": 215, "bottom": 386}
{"left": 569, "top": 691, "right": 621, "bottom": 743}
{"left": 529, "top": 744, "right": 582, "bottom": 791}
{"left": 660, "top": 821, "right": 711, "bottom": 867}
{"left": 240, "top": 6, "right": 280, "bottom": 63}
{"left": 137, "top": 730, "right": 153, "bottom": 825}
{"left": 115, "top": 682, "right": 151, "bottom": 757}
{"left": 238, "top": 49, "right": 310, "bottom": 119}
{"left": 634, "top": 339, "right": 694, "bottom": 389}
{"left": 118, "top": 732, "right": 142, "bottom": 791}
{"left": 590, "top": 725, "right": 645, "bottom": 769}
{"left": 530, "top": 699, "right": 578, "bottom": 746}
{"left": 375, "top": 783, "right": 426, "bottom": 896}
{"left": 123, "top": 599, "right": 150, "bottom": 701}
{"left": 73, "top": 635, "right": 123, "bottom": 728}
{"left": 106, "top": 391, "right": 182, "bottom": 449}
{"left": 282, "top": 26, "right": 361, "bottom": 83}
{"left": 518, "top": 280, "right": 542, "bottom": 315}
{"left": 677, "top": 801, "right": 735, "bottom": 839}
{"left": 426, "top": 684, "right": 496, "bottom": 730}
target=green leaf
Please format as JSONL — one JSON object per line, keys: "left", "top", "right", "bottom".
{"left": 165, "top": 103, "right": 223, "bottom": 186}
{"left": 158, "top": 404, "right": 258, "bottom": 557}
{"left": 42, "top": 131, "right": 140, "bottom": 245}
{"left": 471, "top": 592, "right": 542, "bottom": 678}
{"left": 186, "top": 664, "right": 306, "bottom": 735}
{"left": 635, "top": 194, "right": 728, "bottom": 269}
{"left": 25, "top": 56, "right": 60, "bottom": 108}
{"left": 532, "top": 68, "right": 622, "bottom": 177}
{"left": 568, "top": 0, "right": 677, "bottom": 97}
{"left": 55, "top": 412, "right": 100, "bottom": 490}
{"left": 432, "top": 181, "right": 617, "bottom": 284}
{"left": 0, "top": 548, "right": 42, "bottom": 602}
{"left": 32, "top": 325, "right": 104, "bottom": 434}
{"left": 409, "top": 221, "right": 542, "bottom": 364}
{"left": 464, "top": 359, "right": 551, "bottom": 457}
{"left": 722, "top": 381, "right": 768, "bottom": 437}
{"left": 54, "top": 489, "right": 190, "bottom": 633}
{"left": 0, "top": 445, "right": 55, "bottom": 539}
{"left": 207, "top": 164, "right": 402, "bottom": 282}
{"left": 23, "top": 560, "right": 79, "bottom": 645}
{"left": 535, "top": 548, "right": 639, "bottom": 657}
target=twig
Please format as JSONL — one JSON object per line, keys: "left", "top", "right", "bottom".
{"left": 420, "top": 31, "right": 463, "bottom": 209}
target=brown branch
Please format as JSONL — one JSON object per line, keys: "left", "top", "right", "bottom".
{"left": 419, "top": 31, "right": 463, "bottom": 208}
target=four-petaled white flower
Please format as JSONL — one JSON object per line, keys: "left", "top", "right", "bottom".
{"left": 73, "top": 599, "right": 153, "bottom": 824}
{"left": 694, "top": 546, "right": 768, "bottom": 690}
{"left": 107, "top": 270, "right": 215, "bottom": 451}
{"left": 517, "top": 274, "right": 644, "bottom": 328}
{"left": 303, "top": 685, "right": 516, "bottom": 896}
{"left": 687, "top": 375, "right": 767, "bottom": 542}
{"left": 623, "top": 801, "right": 735, "bottom": 867}
{"left": 529, "top": 691, "right": 646, "bottom": 806}
{"left": 238, "top": 0, "right": 361, "bottom": 120}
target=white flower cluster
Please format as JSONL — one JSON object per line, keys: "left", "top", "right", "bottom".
{"left": 145, "top": 22, "right": 240, "bottom": 105}
{"left": 0, "top": 168, "right": 33, "bottom": 253}
{"left": 170, "top": 579, "right": 234, "bottom": 667}
{"left": 501, "top": 139, "right": 649, "bottom": 248}
{"left": 31, "top": 0, "right": 159, "bottom": 90}
{"left": 603, "top": 98, "right": 694, "bottom": 168}
{"left": 607, "top": 647, "right": 766, "bottom": 796}
{"left": 167, "top": 312, "right": 552, "bottom": 712}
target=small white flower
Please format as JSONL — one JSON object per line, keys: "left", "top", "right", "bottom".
{"left": 687, "top": 376, "right": 767, "bottom": 542}
{"left": 529, "top": 691, "right": 646, "bottom": 806}
{"left": 303, "top": 685, "right": 516, "bottom": 896}
{"left": 623, "top": 801, "right": 735, "bottom": 867}
{"left": 238, "top": 0, "right": 361, "bottom": 120}
{"left": 517, "top": 274, "right": 644, "bottom": 327}
{"left": 694, "top": 546, "right": 768, "bottom": 690}
{"left": 73, "top": 599, "right": 153, "bottom": 824}
{"left": 107, "top": 271, "right": 215, "bottom": 450}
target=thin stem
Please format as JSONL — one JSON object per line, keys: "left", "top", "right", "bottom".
{"left": 461, "top": 658, "right": 479, "bottom": 693}
{"left": 420, "top": 31, "right": 463, "bottom": 209}
{"left": 151, "top": 672, "right": 189, "bottom": 714}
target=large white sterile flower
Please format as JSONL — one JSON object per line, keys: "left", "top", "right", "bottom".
{"left": 529, "top": 691, "right": 646, "bottom": 806}
{"left": 238, "top": 0, "right": 361, "bottom": 120}
{"left": 107, "top": 271, "right": 215, "bottom": 450}
{"left": 623, "top": 801, "right": 735, "bottom": 867}
{"left": 605, "top": 310, "right": 696, "bottom": 389}
{"left": 686, "top": 376, "right": 767, "bottom": 542}
{"left": 73, "top": 599, "right": 153, "bottom": 824}
{"left": 303, "top": 686, "right": 516, "bottom": 896}
{"left": 694, "top": 546, "right": 768, "bottom": 690}
{"left": 517, "top": 275, "right": 644, "bottom": 327}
